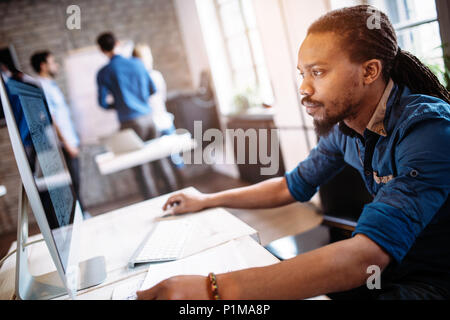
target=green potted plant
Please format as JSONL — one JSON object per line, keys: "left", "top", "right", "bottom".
{"left": 231, "top": 86, "right": 264, "bottom": 115}
{"left": 425, "top": 44, "right": 450, "bottom": 90}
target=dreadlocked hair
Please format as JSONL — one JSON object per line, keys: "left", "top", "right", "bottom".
{"left": 307, "top": 5, "right": 450, "bottom": 104}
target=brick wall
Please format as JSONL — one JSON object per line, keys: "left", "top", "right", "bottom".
{"left": 0, "top": 0, "right": 193, "bottom": 95}
{"left": 0, "top": 0, "right": 195, "bottom": 234}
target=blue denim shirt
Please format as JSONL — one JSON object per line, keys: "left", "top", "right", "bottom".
{"left": 97, "top": 55, "right": 156, "bottom": 123}
{"left": 286, "top": 80, "right": 450, "bottom": 291}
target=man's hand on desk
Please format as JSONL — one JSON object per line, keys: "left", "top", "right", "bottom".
{"left": 136, "top": 275, "right": 211, "bottom": 300}
{"left": 65, "top": 145, "right": 80, "bottom": 158}
{"left": 161, "top": 178, "right": 294, "bottom": 217}
{"left": 162, "top": 192, "right": 211, "bottom": 216}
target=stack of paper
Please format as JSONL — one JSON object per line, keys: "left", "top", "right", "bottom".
{"left": 140, "top": 240, "right": 250, "bottom": 291}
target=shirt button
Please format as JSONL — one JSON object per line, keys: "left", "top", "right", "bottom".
{"left": 410, "top": 169, "right": 419, "bottom": 178}
{"left": 365, "top": 170, "right": 371, "bottom": 176}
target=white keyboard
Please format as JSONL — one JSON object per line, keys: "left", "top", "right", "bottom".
{"left": 128, "top": 219, "right": 194, "bottom": 268}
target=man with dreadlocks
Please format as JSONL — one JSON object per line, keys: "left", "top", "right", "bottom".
{"left": 137, "top": 5, "right": 450, "bottom": 300}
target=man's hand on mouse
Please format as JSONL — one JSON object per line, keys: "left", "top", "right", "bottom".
{"left": 161, "top": 192, "right": 210, "bottom": 216}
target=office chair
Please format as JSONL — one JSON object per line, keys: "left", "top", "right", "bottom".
{"left": 265, "top": 165, "right": 373, "bottom": 260}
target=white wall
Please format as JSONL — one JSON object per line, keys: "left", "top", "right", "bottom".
{"left": 251, "top": 0, "right": 329, "bottom": 172}
{"left": 173, "top": 0, "right": 210, "bottom": 89}
{"left": 174, "top": 0, "right": 241, "bottom": 179}
{"left": 329, "top": 0, "right": 362, "bottom": 10}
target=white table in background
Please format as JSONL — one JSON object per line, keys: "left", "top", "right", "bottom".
{"left": 95, "top": 133, "right": 196, "bottom": 175}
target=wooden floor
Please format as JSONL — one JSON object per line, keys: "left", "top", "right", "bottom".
{"left": 0, "top": 167, "right": 323, "bottom": 261}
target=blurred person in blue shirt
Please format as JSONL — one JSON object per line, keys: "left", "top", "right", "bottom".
{"left": 96, "top": 32, "right": 178, "bottom": 199}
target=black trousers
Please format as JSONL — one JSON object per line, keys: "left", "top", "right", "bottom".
{"left": 120, "top": 114, "right": 179, "bottom": 199}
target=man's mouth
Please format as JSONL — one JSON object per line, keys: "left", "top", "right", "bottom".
{"left": 301, "top": 98, "right": 323, "bottom": 115}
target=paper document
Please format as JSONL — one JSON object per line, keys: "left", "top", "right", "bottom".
{"left": 140, "top": 240, "right": 249, "bottom": 291}
{"left": 175, "top": 208, "right": 258, "bottom": 259}
{"left": 111, "top": 278, "right": 144, "bottom": 300}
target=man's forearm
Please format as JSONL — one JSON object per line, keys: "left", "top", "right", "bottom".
{"left": 203, "top": 177, "right": 295, "bottom": 210}
{"left": 53, "top": 124, "right": 70, "bottom": 150}
{"left": 217, "top": 234, "right": 391, "bottom": 300}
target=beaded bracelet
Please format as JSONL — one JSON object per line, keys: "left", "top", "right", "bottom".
{"left": 208, "top": 272, "right": 220, "bottom": 300}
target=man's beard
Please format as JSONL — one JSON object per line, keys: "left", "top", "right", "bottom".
{"left": 313, "top": 102, "right": 359, "bottom": 137}
{"left": 313, "top": 113, "right": 346, "bottom": 137}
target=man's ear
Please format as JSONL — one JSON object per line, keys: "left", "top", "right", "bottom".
{"left": 362, "top": 59, "right": 383, "bottom": 85}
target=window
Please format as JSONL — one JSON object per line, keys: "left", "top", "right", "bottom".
{"left": 329, "top": 0, "right": 361, "bottom": 10}
{"left": 214, "top": 0, "right": 274, "bottom": 111}
{"left": 370, "top": 0, "right": 446, "bottom": 85}
{"left": 330, "top": 0, "right": 448, "bottom": 86}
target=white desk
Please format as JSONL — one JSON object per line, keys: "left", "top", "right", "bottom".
{"left": 0, "top": 187, "right": 280, "bottom": 300}
{"left": 95, "top": 133, "right": 197, "bottom": 175}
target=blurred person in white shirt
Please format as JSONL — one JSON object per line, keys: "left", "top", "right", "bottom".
{"left": 132, "top": 44, "right": 184, "bottom": 168}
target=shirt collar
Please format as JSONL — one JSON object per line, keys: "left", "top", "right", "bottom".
{"left": 37, "top": 75, "right": 52, "bottom": 82}
{"left": 366, "top": 79, "right": 394, "bottom": 137}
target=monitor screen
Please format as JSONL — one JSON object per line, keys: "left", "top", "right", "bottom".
{"left": 4, "top": 79, "right": 76, "bottom": 272}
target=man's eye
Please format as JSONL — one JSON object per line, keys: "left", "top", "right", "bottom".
{"left": 298, "top": 72, "right": 305, "bottom": 79}
{"left": 313, "top": 70, "right": 323, "bottom": 77}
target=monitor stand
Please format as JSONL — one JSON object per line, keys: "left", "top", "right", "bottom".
{"left": 15, "top": 186, "right": 107, "bottom": 300}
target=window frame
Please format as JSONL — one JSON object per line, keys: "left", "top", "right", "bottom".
{"left": 213, "top": 0, "right": 273, "bottom": 104}
{"left": 362, "top": 0, "right": 448, "bottom": 84}
{"left": 435, "top": 0, "right": 450, "bottom": 62}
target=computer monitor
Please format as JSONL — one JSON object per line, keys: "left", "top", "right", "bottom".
{"left": 0, "top": 100, "right": 5, "bottom": 127}
{"left": 0, "top": 76, "right": 106, "bottom": 300}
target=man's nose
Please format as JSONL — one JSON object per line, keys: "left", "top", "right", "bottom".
{"left": 299, "top": 80, "right": 314, "bottom": 96}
